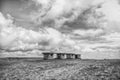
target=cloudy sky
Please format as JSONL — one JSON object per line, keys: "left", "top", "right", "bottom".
{"left": 0, "top": 0, "right": 120, "bottom": 59}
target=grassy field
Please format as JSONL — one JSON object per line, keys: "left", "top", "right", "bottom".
{"left": 0, "top": 58, "right": 120, "bottom": 80}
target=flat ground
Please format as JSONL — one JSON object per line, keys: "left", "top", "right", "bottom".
{"left": 0, "top": 58, "right": 120, "bottom": 80}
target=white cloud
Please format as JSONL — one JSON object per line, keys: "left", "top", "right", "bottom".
{"left": 82, "top": 51, "right": 120, "bottom": 59}
{"left": 0, "top": 13, "right": 13, "bottom": 26}
{"left": 73, "top": 29, "right": 104, "bottom": 37}
{"left": 30, "top": 0, "right": 120, "bottom": 34}
{"left": 97, "top": 0, "right": 120, "bottom": 22}
{"left": 45, "top": 28, "right": 63, "bottom": 45}
{"left": 0, "top": 12, "right": 62, "bottom": 50}
{"left": 30, "top": 0, "right": 94, "bottom": 28}
{"left": 33, "top": 0, "right": 51, "bottom": 5}
{"left": 86, "top": 0, "right": 120, "bottom": 33}
{"left": 101, "top": 32, "right": 120, "bottom": 50}
{"left": 102, "top": 32, "right": 120, "bottom": 42}
{"left": 0, "top": 12, "right": 78, "bottom": 54}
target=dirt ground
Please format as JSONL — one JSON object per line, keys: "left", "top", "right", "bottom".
{"left": 0, "top": 58, "right": 120, "bottom": 80}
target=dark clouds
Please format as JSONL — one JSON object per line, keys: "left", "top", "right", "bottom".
{"left": 0, "top": 0, "right": 41, "bottom": 30}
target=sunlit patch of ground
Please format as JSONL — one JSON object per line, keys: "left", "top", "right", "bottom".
{"left": 0, "top": 58, "right": 120, "bottom": 80}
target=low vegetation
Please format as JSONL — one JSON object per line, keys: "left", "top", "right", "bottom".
{"left": 0, "top": 58, "right": 120, "bottom": 80}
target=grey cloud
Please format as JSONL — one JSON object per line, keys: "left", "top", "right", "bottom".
{"left": 94, "top": 46, "right": 119, "bottom": 52}
{"left": 64, "top": 18, "right": 90, "bottom": 30}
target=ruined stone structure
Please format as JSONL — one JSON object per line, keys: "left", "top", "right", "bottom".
{"left": 42, "top": 52, "right": 54, "bottom": 60}
{"left": 75, "top": 54, "right": 81, "bottom": 59}
{"left": 42, "top": 52, "right": 81, "bottom": 60}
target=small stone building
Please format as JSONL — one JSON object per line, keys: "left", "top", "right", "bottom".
{"left": 42, "top": 52, "right": 81, "bottom": 60}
